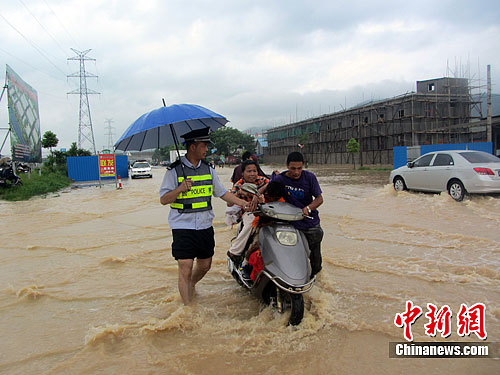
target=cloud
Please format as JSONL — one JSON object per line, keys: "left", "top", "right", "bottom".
{"left": 0, "top": 0, "right": 499, "bottom": 153}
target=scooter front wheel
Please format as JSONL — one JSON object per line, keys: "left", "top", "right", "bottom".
{"left": 288, "top": 293, "right": 304, "bottom": 326}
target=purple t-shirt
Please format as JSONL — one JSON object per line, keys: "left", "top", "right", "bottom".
{"left": 271, "top": 170, "right": 322, "bottom": 230}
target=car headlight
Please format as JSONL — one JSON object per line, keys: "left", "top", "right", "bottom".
{"left": 276, "top": 231, "right": 297, "bottom": 246}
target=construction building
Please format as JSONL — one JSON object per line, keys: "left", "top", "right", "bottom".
{"left": 264, "top": 77, "right": 500, "bottom": 165}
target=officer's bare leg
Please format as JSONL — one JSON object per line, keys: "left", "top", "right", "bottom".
{"left": 177, "top": 259, "right": 194, "bottom": 305}
{"left": 191, "top": 257, "right": 212, "bottom": 291}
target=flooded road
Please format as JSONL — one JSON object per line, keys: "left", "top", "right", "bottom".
{"left": 1, "top": 165, "right": 499, "bottom": 374}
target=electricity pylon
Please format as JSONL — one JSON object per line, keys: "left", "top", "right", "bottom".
{"left": 104, "top": 118, "right": 115, "bottom": 151}
{"left": 67, "top": 49, "right": 99, "bottom": 154}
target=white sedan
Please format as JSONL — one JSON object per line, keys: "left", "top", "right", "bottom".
{"left": 130, "top": 161, "right": 153, "bottom": 179}
{"left": 389, "top": 150, "right": 500, "bottom": 201}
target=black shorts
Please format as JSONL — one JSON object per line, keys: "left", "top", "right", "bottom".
{"left": 171, "top": 227, "right": 215, "bottom": 260}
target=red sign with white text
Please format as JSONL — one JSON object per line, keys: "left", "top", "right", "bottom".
{"left": 99, "top": 154, "right": 116, "bottom": 177}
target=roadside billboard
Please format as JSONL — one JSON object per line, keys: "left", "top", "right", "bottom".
{"left": 5, "top": 65, "right": 42, "bottom": 162}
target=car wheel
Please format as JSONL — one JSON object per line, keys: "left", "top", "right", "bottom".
{"left": 393, "top": 176, "right": 407, "bottom": 192}
{"left": 448, "top": 180, "right": 466, "bottom": 202}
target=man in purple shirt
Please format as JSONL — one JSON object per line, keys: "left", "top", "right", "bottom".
{"left": 271, "top": 152, "right": 324, "bottom": 278}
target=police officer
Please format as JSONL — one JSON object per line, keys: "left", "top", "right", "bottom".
{"left": 160, "top": 128, "right": 249, "bottom": 305}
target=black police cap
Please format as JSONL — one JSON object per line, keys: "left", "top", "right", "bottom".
{"left": 181, "top": 128, "right": 213, "bottom": 144}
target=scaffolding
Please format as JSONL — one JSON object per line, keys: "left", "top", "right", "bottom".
{"left": 265, "top": 77, "right": 491, "bottom": 165}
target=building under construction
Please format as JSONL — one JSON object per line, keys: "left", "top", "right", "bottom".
{"left": 264, "top": 77, "right": 500, "bottom": 165}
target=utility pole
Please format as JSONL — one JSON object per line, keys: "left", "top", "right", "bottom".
{"left": 487, "top": 64, "right": 492, "bottom": 144}
{"left": 67, "top": 49, "right": 99, "bottom": 154}
{"left": 104, "top": 118, "right": 115, "bottom": 151}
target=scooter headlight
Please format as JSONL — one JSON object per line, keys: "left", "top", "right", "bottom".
{"left": 276, "top": 231, "right": 297, "bottom": 246}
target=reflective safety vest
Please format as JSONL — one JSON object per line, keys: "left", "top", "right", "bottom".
{"left": 171, "top": 160, "right": 213, "bottom": 213}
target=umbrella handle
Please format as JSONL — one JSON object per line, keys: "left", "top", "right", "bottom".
{"left": 163, "top": 98, "right": 188, "bottom": 181}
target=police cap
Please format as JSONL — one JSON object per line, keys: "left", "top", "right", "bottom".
{"left": 181, "top": 128, "right": 213, "bottom": 144}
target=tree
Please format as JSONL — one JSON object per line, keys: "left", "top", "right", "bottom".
{"left": 346, "top": 137, "right": 360, "bottom": 169}
{"left": 41, "top": 131, "right": 59, "bottom": 153}
{"left": 66, "top": 142, "right": 91, "bottom": 157}
{"left": 153, "top": 144, "right": 185, "bottom": 162}
{"left": 210, "top": 126, "right": 255, "bottom": 156}
{"left": 42, "top": 141, "right": 90, "bottom": 175}
{"left": 298, "top": 134, "right": 309, "bottom": 147}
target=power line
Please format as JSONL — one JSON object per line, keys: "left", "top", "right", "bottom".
{"left": 0, "top": 13, "right": 67, "bottom": 77}
{"left": 17, "top": 0, "right": 69, "bottom": 58}
{"left": 42, "top": 0, "right": 81, "bottom": 51}
{"left": 0, "top": 46, "right": 67, "bottom": 82}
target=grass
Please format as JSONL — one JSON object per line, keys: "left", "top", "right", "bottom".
{"left": 0, "top": 172, "right": 71, "bottom": 201}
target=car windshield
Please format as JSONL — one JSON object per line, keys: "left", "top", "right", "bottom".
{"left": 458, "top": 152, "right": 500, "bottom": 164}
{"left": 133, "top": 163, "right": 150, "bottom": 168}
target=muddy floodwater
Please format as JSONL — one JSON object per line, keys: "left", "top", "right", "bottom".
{"left": 1, "top": 165, "right": 499, "bottom": 374}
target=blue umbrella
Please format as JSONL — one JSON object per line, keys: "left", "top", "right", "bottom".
{"left": 114, "top": 103, "right": 228, "bottom": 151}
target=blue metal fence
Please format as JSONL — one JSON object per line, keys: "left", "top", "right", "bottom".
{"left": 393, "top": 147, "right": 408, "bottom": 170}
{"left": 392, "top": 142, "right": 493, "bottom": 169}
{"left": 421, "top": 142, "right": 492, "bottom": 155}
{"left": 67, "top": 155, "right": 129, "bottom": 182}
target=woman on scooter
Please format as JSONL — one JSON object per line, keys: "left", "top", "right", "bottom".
{"left": 227, "top": 160, "right": 268, "bottom": 263}
{"left": 242, "top": 181, "right": 286, "bottom": 280}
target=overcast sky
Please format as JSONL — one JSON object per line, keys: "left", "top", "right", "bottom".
{"left": 1, "top": 0, "right": 499, "bottom": 153}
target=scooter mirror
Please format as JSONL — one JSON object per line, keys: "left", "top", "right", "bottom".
{"left": 241, "top": 183, "right": 260, "bottom": 196}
